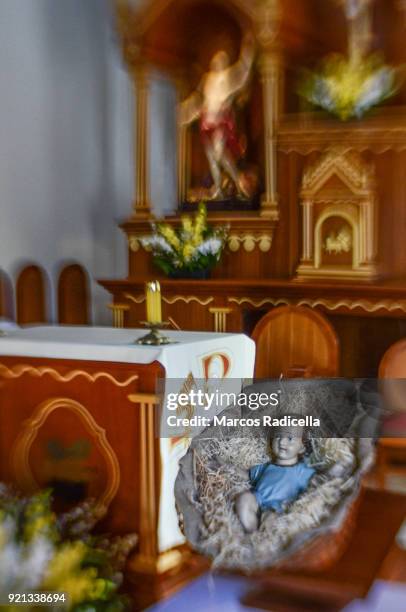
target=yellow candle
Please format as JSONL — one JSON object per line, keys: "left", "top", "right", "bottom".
{"left": 145, "top": 281, "right": 162, "bottom": 323}
{"left": 146, "top": 281, "right": 155, "bottom": 322}
{"left": 154, "top": 281, "right": 162, "bottom": 323}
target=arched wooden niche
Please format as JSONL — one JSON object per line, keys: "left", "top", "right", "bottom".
{"left": 58, "top": 264, "right": 90, "bottom": 325}
{"left": 16, "top": 265, "right": 49, "bottom": 325}
{"left": 296, "top": 149, "right": 378, "bottom": 281}
{"left": 115, "top": 0, "right": 283, "bottom": 219}
{"left": 0, "top": 269, "right": 14, "bottom": 321}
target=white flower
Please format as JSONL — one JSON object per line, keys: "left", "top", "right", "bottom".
{"left": 140, "top": 235, "right": 173, "bottom": 254}
{"left": 195, "top": 238, "right": 222, "bottom": 257}
{"left": 21, "top": 537, "right": 54, "bottom": 589}
{"left": 356, "top": 67, "right": 395, "bottom": 114}
{"left": 0, "top": 517, "right": 54, "bottom": 593}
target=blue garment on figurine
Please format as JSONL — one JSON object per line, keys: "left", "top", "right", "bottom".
{"left": 249, "top": 461, "right": 315, "bottom": 513}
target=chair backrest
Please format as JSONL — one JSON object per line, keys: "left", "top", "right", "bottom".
{"left": 379, "top": 339, "right": 406, "bottom": 417}
{"left": 379, "top": 339, "right": 406, "bottom": 379}
{"left": 0, "top": 269, "right": 14, "bottom": 321}
{"left": 251, "top": 305, "right": 339, "bottom": 378}
{"left": 58, "top": 264, "right": 90, "bottom": 325}
{"left": 16, "top": 264, "right": 48, "bottom": 325}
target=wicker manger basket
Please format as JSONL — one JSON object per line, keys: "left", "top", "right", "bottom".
{"left": 175, "top": 379, "right": 378, "bottom": 573}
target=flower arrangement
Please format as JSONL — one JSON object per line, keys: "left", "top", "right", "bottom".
{"left": 0, "top": 484, "right": 137, "bottom": 611}
{"left": 140, "top": 202, "right": 228, "bottom": 277}
{"left": 298, "top": 53, "right": 400, "bottom": 120}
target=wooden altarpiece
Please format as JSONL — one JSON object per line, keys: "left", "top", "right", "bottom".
{"left": 114, "top": 0, "right": 283, "bottom": 273}
{"left": 100, "top": 1, "right": 406, "bottom": 608}
{"left": 102, "top": 0, "right": 406, "bottom": 380}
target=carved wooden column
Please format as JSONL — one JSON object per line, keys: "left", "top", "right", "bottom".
{"left": 131, "top": 64, "right": 152, "bottom": 217}
{"left": 176, "top": 78, "right": 190, "bottom": 205}
{"left": 209, "top": 307, "right": 233, "bottom": 332}
{"left": 108, "top": 303, "right": 130, "bottom": 328}
{"left": 360, "top": 198, "right": 376, "bottom": 264}
{"left": 301, "top": 199, "right": 313, "bottom": 263}
{"left": 256, "top": 0, "right": 282, "bottom": 220}
{"left": 126, "top": 392, "right": 183, "bottom": 574}
{"left": 259, "top": 52, "right": 282, "bottom": 220}
{"left": 114, "top": 0, "right": 152, "bottom": 217}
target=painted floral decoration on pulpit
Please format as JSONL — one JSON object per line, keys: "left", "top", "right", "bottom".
{"left": 0, "top": 485, "right": 136, "bottom": 611}
{"left": 140, "top": 202, "right": 228, "bottom": 278}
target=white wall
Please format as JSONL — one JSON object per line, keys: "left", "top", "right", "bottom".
{"left": 107, "top": 59, "right": 178, "bottom": 277}
{"left": 0, "top": 0, "right": 178, "bottom": 324}
{"left": 0, "top": 0, "right": 117, "bottom": 323}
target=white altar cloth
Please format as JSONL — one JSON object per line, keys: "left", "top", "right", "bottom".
{"left": 0, "top": 325, "right": 253, "bottom": 371}
{"left": 0, "top": 325, "right": 256, "bottom": 551}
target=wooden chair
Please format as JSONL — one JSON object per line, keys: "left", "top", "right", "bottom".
{"left": 377, "top": 339, "right": 406, "bottom": 487}
{"left": 251, "top": 305, "right": 339, "bottom": 378}
{"left": 58, "top": 264, "right": 90, "bottom": 325}
{"left": 16, "top": 265, "right": 48, "bottom": 325}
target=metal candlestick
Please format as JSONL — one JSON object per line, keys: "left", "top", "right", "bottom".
{"left": 135, "top": 322, "right": 177, "bottom": 346}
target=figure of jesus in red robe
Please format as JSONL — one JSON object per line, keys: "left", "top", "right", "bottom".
{"left": 180, "top": 34, "right": 255, "bottom": 200}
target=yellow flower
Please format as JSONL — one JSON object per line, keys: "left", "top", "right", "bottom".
{"left": 158, "top": 224, "right": 180, "bottom": 250}
{"left": 0, "top": 520, "right": 7, "bottom": 549}
{"left": 51, "top": 569, "right": 99, "bottom": 605}
{"left": 191, "top": 227, "right": 202, "bottom": 246}
{"left": 182, "top": 243, "right": 195, "bottom": 262}
{"left": 41, "top": 541, "right": 109, "bottom": 605}
{"left": 24, "top": 516, "right": 54, "bottom": 542}
{"left": 197, "top": 201, "right": 207, "bottom": 218}
{"left": 88, "top": 577, "right": 110, "bottom": 600}
{"left": 42, "top": 541, "right": 87, "bottom": 588}
{"left": 23, "top": 494, "right": 57, "bottom": 542}
{"left": 181, "top": 215, "right": 193, "bottom": 234}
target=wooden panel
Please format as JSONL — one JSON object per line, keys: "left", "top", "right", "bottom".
{"left": 123, "top": 147, "right": 406, "bottom": 283}
{"left": 374, "top": 151, "right": 406, "bottom": 278}
{"left": 331, "top": 315, "right": 406, "bottom": 378}
{"left": 124, "top": 292, "right": 217, "bottom": 332}
{"left": 99, "top": 277, "right": 406, "bottom": 376}
{"left": 379, "top": 337, "right": 406, "bottom": 378}
{"left": 58, "top": 264, "right": 90, "bottom": 325}
{"left": 251, "top": 305, "right": 339, "bottom": 378}
{"left": 16, "top": 265, "right": 48, "bottom": 325}
{"left": 123, "top": 212, "right": 277, "bottom": 280}
{"left": 0, "top": 356, "right": 163, "bottom": 539}
{"left": 377, "top": 338, "right": 406, "bottom": 463}
{"left": 140, "top": 0, "right": 248, "bottom": 75}
{"left": 275, "top": 146, "right": 406, "bottom": 283}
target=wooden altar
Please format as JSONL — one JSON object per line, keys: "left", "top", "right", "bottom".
{"left": 0, "top": 325, "right": 254, "bottom": 605}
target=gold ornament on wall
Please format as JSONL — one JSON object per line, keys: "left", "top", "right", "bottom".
{"left": 227, "top": 233, "right": 272, "bottom": 253}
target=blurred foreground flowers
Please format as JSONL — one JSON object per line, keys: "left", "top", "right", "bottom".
{"left": 299, "top": 53, "right": 401, "bottom": 120}
{"left": 0, "top": 484, "right": 137, "bottom": 611}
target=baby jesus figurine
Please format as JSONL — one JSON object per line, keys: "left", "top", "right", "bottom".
{"left": 235, "top": 423, "right": 315, "bottom": 533}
